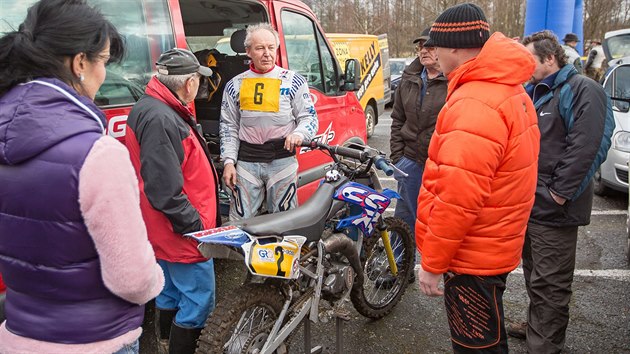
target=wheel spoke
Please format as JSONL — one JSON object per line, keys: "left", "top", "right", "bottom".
{"left": 225, "top": 306, "right": 271, "bottom": 353}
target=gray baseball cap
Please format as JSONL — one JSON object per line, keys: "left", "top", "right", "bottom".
{"left": 156, "top": 48, "right": 213, "bottom": 76}
{"left": 413, "top": 27, "right": 432, "bottom": 44}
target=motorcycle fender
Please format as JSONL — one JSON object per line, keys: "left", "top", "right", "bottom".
{"left": 381, "top": 188, "right": 401, "bottom": 200}
{"left": 184, "top": 225, "right": 250, "bottom": 247}
{"left": 198, "top": 243, "right": 245, "bottom": 261}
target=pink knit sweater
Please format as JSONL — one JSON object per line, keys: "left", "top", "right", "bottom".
{"left": 0, "top": 136, "right": 164, "bottom": 354}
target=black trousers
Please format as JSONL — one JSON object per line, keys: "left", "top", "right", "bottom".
{"left": 522, "top": 222, "right": 578, "bottom": 354}
{"left": 443, "top": 272, "right": 509, "bottom": 353}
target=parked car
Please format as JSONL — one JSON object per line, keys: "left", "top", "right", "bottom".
{"left": 595, "top": 30, "right": 630, "bottom": 195}
{"left": 387, "top": 57, "right": 413, "bottom": 107}
{"left": 627, "top": 177, "right": 630, "bottom": 264}
{"left": 603, "top": 28, "right": 630, "bottom": 65}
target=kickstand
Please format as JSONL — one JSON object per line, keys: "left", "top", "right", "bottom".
{"left": 303, "top": 317, "right": 322, "bottom": 354}
{"left": 335, "top": 310, "right": 351, "bottom": 354}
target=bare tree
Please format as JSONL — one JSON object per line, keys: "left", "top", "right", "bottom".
{"left": 311, "top": 0, "right": 629, "bottom": 59}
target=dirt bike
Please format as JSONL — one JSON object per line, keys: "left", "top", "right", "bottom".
{"left": 185, "top": 141, "right": 415, "bottom": 354}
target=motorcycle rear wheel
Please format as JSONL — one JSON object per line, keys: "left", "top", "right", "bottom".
{"left": 195, "top": 283, "right": 285, "bottom": 354}
{"left": 351, "top": 216, "right": 414, "bottom": 319}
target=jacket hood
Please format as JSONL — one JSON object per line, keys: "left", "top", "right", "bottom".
{"left": 0, "top": 78, "right": 105, "bottom": 165}
{"left": 446, "top": 32, "right": 536, "bottom": 98}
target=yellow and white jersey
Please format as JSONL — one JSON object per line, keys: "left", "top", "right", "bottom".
{"left": 219, "top": 65, "right": 318, "bottom": 163}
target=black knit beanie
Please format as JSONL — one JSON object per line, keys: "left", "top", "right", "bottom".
{"left": 424, "top": 3, "right": 490, "bottom": 48}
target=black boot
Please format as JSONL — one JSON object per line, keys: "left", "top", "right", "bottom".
{"left": 168, "top": 323, "right": 202, "bottom": 354}
{"left": 155, "top": 308, "right": 177, "bottom": 354}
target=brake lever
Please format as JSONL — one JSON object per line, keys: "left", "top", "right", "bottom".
{"left": 391, "top": 163, "right": 409, "bottom": 178}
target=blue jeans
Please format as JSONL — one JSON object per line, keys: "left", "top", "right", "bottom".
{"left": 112, "top": 339, "right": 139, "bottom": 354}
{"left": 393, "top": 156, "right": 424, "bottom": 235}
{"left": 156, "top": 259, "right": 215, "bottom": 328}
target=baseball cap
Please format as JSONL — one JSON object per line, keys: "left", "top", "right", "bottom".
{"left": 156, "top": 48, "right": 213, "bottom": 76}
{"left": 413, "top": 27, "right": 432, "bottom": 44}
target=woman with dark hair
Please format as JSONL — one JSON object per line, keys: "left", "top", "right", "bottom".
{"left": 0, "top": 0, "right": 164, "bottom": 353}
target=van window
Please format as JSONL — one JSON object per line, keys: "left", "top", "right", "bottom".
{"left": 606, "top": 33, "right": 630, "bottom": 60}
{"left": 281, "top": 10, "right": 337, "bottom": 95}
{"left": 316, "top": 30, "right": 339, "bottom": 95}
{"left": 93, "top": 0, "right": 175, "bottom": 106}
{"left": 0, "top": 0, "right": 176, "bottom": 108}
{"left": 179, "top": 0, "right": 267, "bottom": 55}
{"left": 604, "top": 65, "right": 630, "bottom": 113}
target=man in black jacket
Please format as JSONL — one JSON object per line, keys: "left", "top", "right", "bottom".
{"left": 389, "top": 27, "right": 447, "bottom": 246}
{"left": 512, "top": 30, "right": 614, "bottom": 353}
{"left": 126, "top": 48, "right": 221, "bottom": 354}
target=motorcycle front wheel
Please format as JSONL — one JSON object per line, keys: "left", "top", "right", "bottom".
{"left": 351, "top": 216, "right": 414, "bottom": 319}
{"left": 195, "top": 283, "right": 285, "bottom": 354}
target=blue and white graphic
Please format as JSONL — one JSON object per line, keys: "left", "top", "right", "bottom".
{"left": 333, "top": 182, "right": 400, "bottom": 235}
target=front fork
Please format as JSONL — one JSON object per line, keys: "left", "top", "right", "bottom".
{"left": 367, "top": 167, "right": 399, "bottom": 276}
{"left": 377, "top": 221, "right": 398, "bottom": 276}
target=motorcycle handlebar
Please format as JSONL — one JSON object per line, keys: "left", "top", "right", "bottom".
{"left": 301, "top": 140, "right": 394, "bottom": 174}
{"left": 329, "top": 145, "right": 369, "bottom": 162}
{"left": 301, "top": 140, "right": 368, "bottom": 161}
{"left": 373, "top": 156, "right": 394, "bottom": 176}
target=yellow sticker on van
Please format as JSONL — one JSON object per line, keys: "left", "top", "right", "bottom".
{"left": 333, "top": 42, "right": 351, "bottom": 65}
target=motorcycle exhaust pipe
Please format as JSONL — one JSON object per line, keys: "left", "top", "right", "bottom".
{"left": 322, "top": 233, "right": 364, "bottom": 286}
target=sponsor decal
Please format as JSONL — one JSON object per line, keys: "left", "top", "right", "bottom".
{"left": 333, "top": 42, "right": 351, "bottom": 64}
{"left": 257, "top": 249, "right": 275, "bottom": 262}
{"left": 356, "top": 54, "right": 381, "bottom": 102}
{"left": 107, "top": 115, "right": 128, "bottom": 139}
{"left": 337, "top": 184, "right": 390, "bottom": 235}
{"left": 299, "top": 123, "right": 335, "bottom": 154}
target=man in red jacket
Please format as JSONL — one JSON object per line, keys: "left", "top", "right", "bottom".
{"left": 416, "top": 3, "right": 540, "bottom": 352}
{"left": 126, "top": 48, "right": 220, "bottom": 354}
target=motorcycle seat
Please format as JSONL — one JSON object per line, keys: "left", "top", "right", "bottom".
{"left": 230, "top": 182, "right": 334, "bottom": 241}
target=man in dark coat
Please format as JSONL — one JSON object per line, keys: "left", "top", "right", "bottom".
{"left": 389, "top": 27, "right": 447, "bottom": 251}
{"left": 512, "top": 30, "right": 614, "bottom": 354}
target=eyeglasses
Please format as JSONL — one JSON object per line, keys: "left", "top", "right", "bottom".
{"left": 415, "top": 44, "right": 435, "bottom": 51}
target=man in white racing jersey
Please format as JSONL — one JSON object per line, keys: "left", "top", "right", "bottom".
{"left": 220, "top": 23, "right": 318, "bottom": 220}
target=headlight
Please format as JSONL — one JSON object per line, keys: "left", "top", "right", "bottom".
{"left": 613, "top": 131, "right": 630, "bottom": 153}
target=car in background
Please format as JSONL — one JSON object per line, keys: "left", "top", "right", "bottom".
{"left": 594, "top": 29, "right": 630, "bottom": 195}
{"left": 603, "top": 28, "right": 630, "bottom": 65}
{"left": 627, "top": 178, "right": 630, "bottom": 264}
{"left": 387, "top": 57, "right": 414, "bottom": 107}
{"left": 390, "top": 58, "right": 409, "bottom": 80}
{"left": 596, "top": 58, "right": 630, "bottom": 195}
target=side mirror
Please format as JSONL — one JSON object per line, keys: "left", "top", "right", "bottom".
{"left": 342, "top": 59, "right": 361, "bottom": 91}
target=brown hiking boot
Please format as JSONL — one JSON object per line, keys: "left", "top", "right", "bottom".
{"left": 506, "top": 321, "right": 527, "bottom": 339}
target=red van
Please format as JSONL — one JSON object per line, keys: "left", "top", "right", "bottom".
{"left": 4, "top": 0, "right": 368, "bottom": 204}
{"left": 0, "top": 0, "right": 368, "bottom": 306}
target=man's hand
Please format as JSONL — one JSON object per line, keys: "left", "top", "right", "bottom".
{"left": 284, "top": 133, "right": 303, "bottom": 152}
{"left": 418, "top": 268, "right": 444, "bottom": 296}
{"left": 549, "top": 189, "right": 567, "bottom": 205}
{"left": 223, "top": 163, "right": 237, "bottom": 191}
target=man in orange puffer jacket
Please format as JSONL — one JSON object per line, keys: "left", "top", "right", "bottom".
{"left": 416, "top": 3, "right": 540, "bottom": 353}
